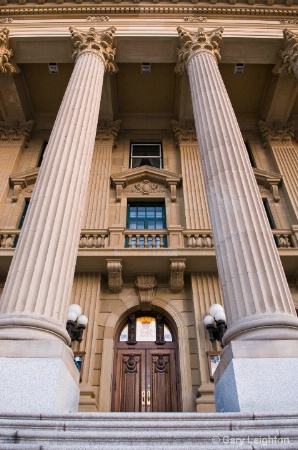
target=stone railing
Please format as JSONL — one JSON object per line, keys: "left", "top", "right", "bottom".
{"left": 183, "top": 230, "right": 214, "bottom": 248}
{"left": 272, "top": 230, "right": 296, "bottom": 248}
{"left": 124, "top": 230, "right": 168, "bottom": 249}
{"left": 79, "top": 230, "right": 109, "bottom": 248}
{"left": 0, "top": 228, "right": 296, "bottom": 251}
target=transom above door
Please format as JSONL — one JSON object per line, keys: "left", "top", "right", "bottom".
{"left": 112, "top": 314, "right": 181, "bottom": 412}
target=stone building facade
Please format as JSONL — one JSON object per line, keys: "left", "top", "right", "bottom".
{"left": 0, "top": 1, "right": 298, "bottom": 416}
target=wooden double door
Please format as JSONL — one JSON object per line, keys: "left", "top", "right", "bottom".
{"left": 113, "top": 342, "right": 180, "bottom": 412}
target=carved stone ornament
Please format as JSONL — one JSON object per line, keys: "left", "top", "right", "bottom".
{"left": 253, "top": 168, "right": 283, "bottom": 203}
{"left": 0, "top": 19, "right": 13, "bottom": 24}
{"left": 135, "top": 275, "right": 157, "bottom": 305}
{"left": 86, "top": 16, "right": 109, "bottom": 22}
{"left": 258, "top": 120, "right": 294, "bottom": 146}
{"left": 171, "top": 120, "right": 197, "bottom": 145}
{"left": 175, "top": 26, "right": 224, "bottom": 75}
{"left": 280, "top": 20, "right": 298, "bottom": 25}
{"left": 169, "top": 259, "right": 186, "bottom": 292}
{"left": 0, "top": 28, "right": 19, "bottom": 75}
{"left": 69, "top": 26, "right": 118, "bottom": 73}
{"left": 10, "top": 167, "right": 39, "bottom": 202}
{"left": 273, "top": 29, "right": 298, "bottom": 81}
{"left": 111, "top": 166, "right": 181, "bottom": 203}
{"left": 183, "top": 16, "right": 207, "bottom": 23}
{"left": 107, "top": 259, "right": 123, "bottom": 292}
{"left": 95, "top": 120, "right": 121, "bottom": 146}
{"left": 125, "top": 180, "right": 167, "bottom": 196}
{"left": 0, "top": 120, "right": 34, "bottom": 144}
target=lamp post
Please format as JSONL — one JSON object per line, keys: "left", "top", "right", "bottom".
{"left": 204, "top": 304, "right": 227, "bottom": 348}
{"left": 66, "top": 304, "right": 88, "bottom": 345}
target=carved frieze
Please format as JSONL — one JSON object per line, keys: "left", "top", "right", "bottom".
{"left": 107, "top": 259, "right": 123, "bottom": 292}
{"left": 95, "top": 120, "right": 121, "bottom": 147}
{"left": 0, "top": 120, "right": 34, "bottom": 145}
{"left": 0, "top": 28, "right": 19, "bottom": 75}
{"left": 69, "top": 26, "right": 118, "bottom": 73}
{"left": 273, "top": 29, "right": 298, "bottom": 81}
{"left": 135, "top": 275, "right": 157, "bottom": 305}
{"left": 258, "top": 120, "right": 294, "bottom": 146}
{"left": 86, "top": 16, "right": 109, "bottom": 22}
{"left": 169, "top": 259, "right": 186, "bottom": 292}
{"left": 125, "top": 180, "right": 167, "bottom": 196}
{"left": 175, "top": 26, "right": 224, "bottom": 74}
{"left": 171, "top": 120, "right": 197, "bottom": 145}
{"left": 184, "top": 16, "right": 207, "bottom": 23}
{"left": 0, "top": 19, "right": 13, "bottom": 24}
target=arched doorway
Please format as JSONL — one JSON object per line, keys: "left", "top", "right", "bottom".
{"left": 112, "top": 313, "right": 181, "bottom": 412}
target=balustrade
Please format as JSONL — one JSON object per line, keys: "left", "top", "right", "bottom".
{"left": 124, "top": 230, "right": 167, "bottom": 249}
{"left": 0, "top": 229, "right": 296, "bottom": 251}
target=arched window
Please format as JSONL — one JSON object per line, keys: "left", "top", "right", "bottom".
{"left": 119, "top": 314, "right": 173, "bottom": 345}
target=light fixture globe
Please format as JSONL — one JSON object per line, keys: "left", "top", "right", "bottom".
{"left": 68, "top": 304, "right": 82, "bottom": 319}
{"left": 209, "top": 303, "right": 224, "bottom": 317}
{"left": 67, "top": 310, "right": 77, "bottom": 322}
{"left": 203, "top": 315, "right": 215, "bottom": 326}
{"left": 215, "top": 310, "right": 226, "bottom": 322}
{"left": 77, "top": 315, "right": 88, "bottom": 327}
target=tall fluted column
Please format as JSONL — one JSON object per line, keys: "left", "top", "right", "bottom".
{"left": 176, "top": 26, "right": 298, "bottom": 343}
{"left": 0, "top": 27, "right": 117, "bottom": 414}
{"left": 259, "top": 121, "right": 298, "bottom": 222}
{"left": 176, "top": 27, "right": 298, "bottom": 412}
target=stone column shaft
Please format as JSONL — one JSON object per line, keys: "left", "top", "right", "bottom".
{"left": 0, "top": 27, "right": 117, "bottom": 344}
{"left": 176, "top": 27, "right": 298, "bottom": 345}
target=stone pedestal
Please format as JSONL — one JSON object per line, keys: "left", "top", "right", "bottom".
{"left": 215, "top": 341, "right": 298, "bottom": 413}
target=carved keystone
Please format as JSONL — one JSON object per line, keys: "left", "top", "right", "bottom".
{"left": 135, "top": 275, "right": 157, "bottom": 305}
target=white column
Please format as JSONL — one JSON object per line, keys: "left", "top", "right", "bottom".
{"left": 176, "top": 26, "right": 298, "bottom": 413}
{"left": 0, "top": 26, "right": 118, "bottom": 414}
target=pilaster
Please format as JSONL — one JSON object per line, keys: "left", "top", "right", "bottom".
{"left": 258, "top": 120, "right": 298, "bottom": 222}
{"left": 83, "top": 120, "right": 121, "bottom": 229}
{"left": 172, "top": 120, "right": 210, "bottom": 229}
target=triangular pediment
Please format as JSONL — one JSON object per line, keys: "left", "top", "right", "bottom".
{"left": 110, "top": 165, "right": 181, "bottom": 187}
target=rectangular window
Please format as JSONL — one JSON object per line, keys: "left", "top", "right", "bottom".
{"left": 130, "top": 143, "right": 162, "bottom": 169}
{"left": 126, "top": 202, "right": 167, "bottom": 248}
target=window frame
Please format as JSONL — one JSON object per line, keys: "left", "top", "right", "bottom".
{"left": 130, "top": 142, "right": 163, "bottom": 169}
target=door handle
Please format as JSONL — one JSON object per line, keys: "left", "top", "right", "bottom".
{"left": 141, "top": 389, "right": 146, "bottom": 406}
{"left": 147, "top": 386, "right": 150, "bottom": 406}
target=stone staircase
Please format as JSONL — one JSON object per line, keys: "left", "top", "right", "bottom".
{"left": 0, "top": 412, "right": 297, "bottom": 450}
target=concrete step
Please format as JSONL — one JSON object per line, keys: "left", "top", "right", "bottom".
{"left": 0, "top": 412, "right": 297, "bottom": 449}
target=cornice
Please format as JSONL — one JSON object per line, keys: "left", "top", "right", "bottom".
{"left": 0, "top": 6, "right": 298, "bottom": 18}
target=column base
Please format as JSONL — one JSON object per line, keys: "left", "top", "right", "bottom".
{"left": 214, "top": 340, "right": 298, "bottom": 413}
{"left": 0, "top": 340, "right": 79, "bottom": 414}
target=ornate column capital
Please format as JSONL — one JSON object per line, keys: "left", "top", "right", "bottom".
{"left": 273, "top": 29, "right": 298, "bottom": 81}
{"left": 69, "top": 26, "right": 118, "bottom": 74}
{"left": 95, "top": 119, "right": 121, "bottom": 146}
{"left": 0, "top": 120, "right": 34, "bottom": 145}
{"left": 258, "top": 120, "right": 294, "bottom": 146}
{"left": 175, "top": 26, "right": 223, "bottom": 74}
{"left": 171, "top": 120, "right": 197, "bottom": 145}
{"left": 0, "top": 28, "right": 19, "bottom": 75}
